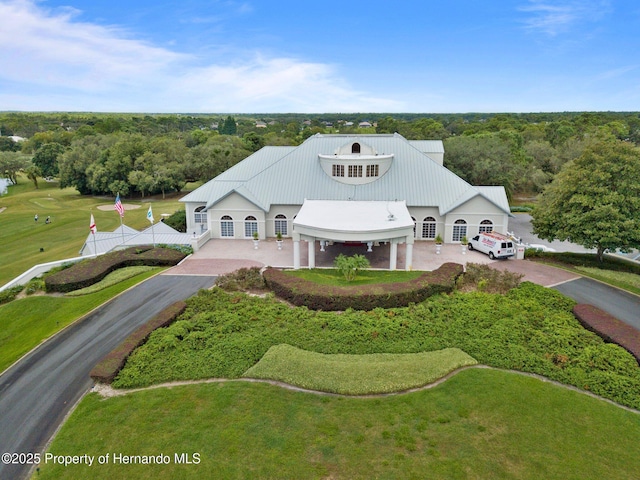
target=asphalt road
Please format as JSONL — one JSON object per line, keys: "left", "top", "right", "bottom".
{"left": 553, "top": 277, "right": 640, "bottom": 330}
{"left": 0, "top": 274, "right": 216, "bottom": 480}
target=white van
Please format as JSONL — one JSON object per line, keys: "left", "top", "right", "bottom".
{"left": 468, "top": 232, "right": 515, "bottom": 259}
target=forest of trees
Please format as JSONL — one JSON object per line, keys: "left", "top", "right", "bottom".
{"left": 1, "top": 111, "right": 639, "bottom": 200}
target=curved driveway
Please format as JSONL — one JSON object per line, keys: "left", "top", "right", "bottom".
{"left": 2, "top": 252, "right": 639, "bottom": 480}
{"left": 0, "top": 274, "right": 216, "bottom": 480}
{"left": 553, "top": 277, "right": 640, "bottom": 330}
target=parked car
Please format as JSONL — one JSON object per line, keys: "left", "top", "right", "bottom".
{"left": 468, "top": 232, "right": 515, "bottom": 259}
{"left": 526, "top": 243, "right": 556, "bottom": 253}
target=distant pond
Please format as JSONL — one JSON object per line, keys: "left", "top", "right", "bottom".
{"left": 0, "top": 178, "right": 12, "bottom": 195}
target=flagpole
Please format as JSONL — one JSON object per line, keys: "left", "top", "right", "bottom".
{"left": 148, "top": 204, "right": 156, "bottom": 247}
{"left": 115, "top": 193, "right": 126, "bottom": 246}
{"left": 90, "top": 212, "right": 98, "bottom": 256}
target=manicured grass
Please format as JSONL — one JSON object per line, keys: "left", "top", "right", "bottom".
{"left": 285, "top": 268, "right": 424, "bottom": 286}
{"left": 65, "top": 266, "right": 158, "bottom": 296}
{"left": 242, "top": 345, "right": 478, "bottom": 394}
{"left": 0, "top": 269, "right": 160, "bottom": 373}
{"left": 113, "top": 283, "right": 640, "bottom": 410}
{"left": 574, "top": 266, "right": 640, "bottom": 296}
{"left": 35, "top": 369, "right": 640, "bottom": 480}
{"left": 0, "top": 175, "right": 186, "bottom": 287}
{"left": 525, "top": 252, "right": 640, "bottom": 295}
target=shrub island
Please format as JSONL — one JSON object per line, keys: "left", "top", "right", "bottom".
{"left": 45, "top": 245, "right": 189, "bottom": 293}
{"left": 108, "top": 264, "right": 640, "bottom": 411}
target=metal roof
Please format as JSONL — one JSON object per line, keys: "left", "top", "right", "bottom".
{"left": 80, "top": 223, "right": 192, "bottom": 256}
{"left": 181, "top": 133, "right": 510, "bottom": 216}
{"left": 408, "top": 140, "right": 445, "bottom": 154}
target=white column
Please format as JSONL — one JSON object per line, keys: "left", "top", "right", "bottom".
{"left": 293, "top": 240, "right": 300, "bottom": 269}
{"left": 405, "top": 242, "right": 413, "bottom": 271}
{"left": 389, "top": 241, "right": 398, "bottom": 270}
{"left": 308, "top": 238, "right": 315, "bottom": 269}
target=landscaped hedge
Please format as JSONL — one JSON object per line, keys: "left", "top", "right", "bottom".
{"left": 0, "top": 285, "right": 24, "bottom": 305}
{"left": 573, "top": 304, "right": 640, "bottom": 364}
{"left": 263, "top": 263, "right": 463, "bottom": 311}
{"left": 112, "top": 282, "right": 640, "bottom": 409}
{"left": 90, "top": 300, "right": 187, "bottom": 384}
{"left": 525, "top": 251, "right": 640, "bottom": 275}
{"left": 45, "top": 246, "right": 187, "bottom": 293}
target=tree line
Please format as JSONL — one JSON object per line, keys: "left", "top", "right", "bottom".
{"left": 1, "top": 111, "right": 639, "bottom": 200}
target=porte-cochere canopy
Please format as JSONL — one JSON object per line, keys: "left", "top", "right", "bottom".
{"left": 292, "top": 199, "right": 415, "bottom": 270}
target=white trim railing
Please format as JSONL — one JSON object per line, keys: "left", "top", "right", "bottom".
{"left": 190, "top": 230, "right": 210, "bottom": 252}
{"left": 0, "top": 255, "right": 91, "bottom": 292}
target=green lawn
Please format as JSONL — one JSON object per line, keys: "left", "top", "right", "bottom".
{"left": 243, "top": 345, "right": 478, "bottom": 395}
{"left": 285, "top": 268, "right": 424, "bottom": 286}
{"left": 112, "top": 284, "right": 640, "bottom": 410}
{"left": 64, "top": 266, "right": 158, "bottom": 296}
{"left": 574, "top": 266, "right": 640, "bottom": 296}
{"left": 35, "top": 369, "right": 640, "bottom": 480}
{"left": 0, "top": 268, "right": 161, "bottom": 373}
{"left": 0, "top": 175, "right": 187, "bottom": 287}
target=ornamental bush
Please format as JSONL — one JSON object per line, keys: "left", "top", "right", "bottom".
{"left": 263, "top": 262, "right": 463, "bottom": 311}
{"left": 0, "top": 285, "right": 24, "bottom": 305}
{"left": 334, "top": 253, "right": 370, "bottom": 281}
{"left": 45, "top": 246, "right": 187, "bottom": 293}
{"left": 525, "top": 251, "right": 640, "bottom": 275}
{"left": 216, "top": 267, "right": 266, "bottom": 292}
{"left": 457, "top": 263, "right": 524, "bottom": 294}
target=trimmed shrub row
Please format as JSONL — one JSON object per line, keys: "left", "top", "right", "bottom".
{"left": 90, "top": 300, "right": 187, "bottom": 384}
{"left": 573, "top": 304, "right": 640, "bottom": 365}
{"left": 45, "top": 246, "right": 187, "bottom": 293}
{"left": 0, "top": 285, "right": 24, "bottom": 305}
{"left": 263, "top": 263, "right": 463, "bottom": 311}
{"left": 525, "top": 251, "right": 640, "bottom": 275}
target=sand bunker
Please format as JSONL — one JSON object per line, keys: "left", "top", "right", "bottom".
{"left": 96, "top": 203, "right": 141, "bottom": 211}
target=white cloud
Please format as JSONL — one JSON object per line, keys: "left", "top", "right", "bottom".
{"left": 0, "top": 0, "right": 187, "bottom": 90}
{"left": 594, "top": 65, "right": 639, "bottom": 81}
{"left": 519, "top": 0, "right": 611, "bottom": 36}
{"left": 170, "top": 55, "right": 404, "bottom": 112}
{"left": 0, "top": 0, "right": 403, "bottom": 112}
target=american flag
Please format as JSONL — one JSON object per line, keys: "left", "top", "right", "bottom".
{"left": 89, "top": 214, "right": 97, "bottom": 234}
{"left": 114, "top": 193, "right": 125, "bottom": 217}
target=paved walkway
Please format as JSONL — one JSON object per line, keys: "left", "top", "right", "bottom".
{"left": 167, "top": 238, "right": 578, "bottom": 287}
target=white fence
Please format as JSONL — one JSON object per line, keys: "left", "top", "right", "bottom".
{"left": 1, "top": 233, "right": 211, "bottom": 293}
{"left": 0, "top": 255, "right": 91, "bottom": 292}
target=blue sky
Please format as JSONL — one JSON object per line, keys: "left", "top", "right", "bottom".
{"left": 1, "top": 0, "right": 639, "bottom": 113}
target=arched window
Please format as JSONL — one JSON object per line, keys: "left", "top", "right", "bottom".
{"left": 479, "top": 219, "right": 493, "bottom": 234}
{"left": 274, "top": 214, "right": 287, "bottom": 236}
{"left": 244, "top": 215, "right": 258, "bottom": 238}
{"left": 220, "top": 215, "right": 234, "bottom": 237}
{"left": 351, "top": 142, "right": 361, "bottom": 154}
{"left": 452, "top": 219, "right": 467, "bottom": 242}
{"left": 194, "top": 206, "right": 207, "bottom": 225}
{"left": 422, "top": 216, "right": 436, "bottom": 239}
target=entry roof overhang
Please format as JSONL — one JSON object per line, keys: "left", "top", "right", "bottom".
{"left": 293, "top": 199, "right": 414, "bottom": 242}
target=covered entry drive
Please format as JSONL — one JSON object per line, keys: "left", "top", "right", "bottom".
{"left": 292, "top": 200, "right": 415, "bottom": 270}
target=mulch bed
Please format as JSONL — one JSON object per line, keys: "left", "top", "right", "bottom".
{"left": 574, "top": 304, "right": 640, "bottom": 364}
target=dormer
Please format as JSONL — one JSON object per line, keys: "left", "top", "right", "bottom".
{"left": 319, "top": 140, "right": 394, "bottom": 185}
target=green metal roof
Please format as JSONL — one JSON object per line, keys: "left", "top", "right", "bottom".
{"left": 181, "top": 133, "right": 510, "bottom": 216}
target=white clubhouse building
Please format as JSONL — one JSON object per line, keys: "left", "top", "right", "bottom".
{"left": 181, "top": 133, "right": 511, "bottom": 269}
